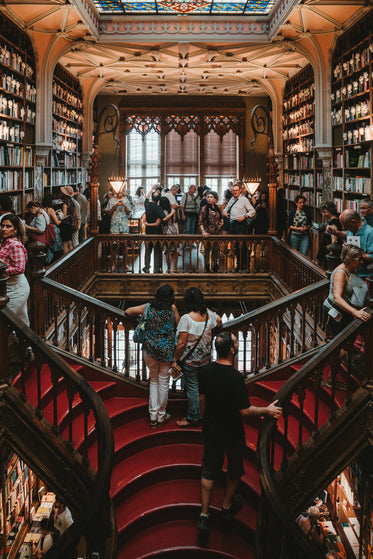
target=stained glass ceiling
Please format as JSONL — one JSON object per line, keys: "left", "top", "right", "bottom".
{"left": 92, "top": 0, "right": 277, "bottom": 16}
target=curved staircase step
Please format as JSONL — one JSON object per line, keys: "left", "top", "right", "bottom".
{"left": 116, "top": 478, "right": 257, "bottom": 535}
{"left": 117, "top": 515, "right": 256, "bottom": 559}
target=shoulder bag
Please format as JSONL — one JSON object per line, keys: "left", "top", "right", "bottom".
{"left": 133, "top": 303, "right": 150, "bottom": 344}
{"left": 30, "top": 213, "right": 56, "bottom": 246}
{"left": 171, "top": 312, "right": 209, "bottom": 378}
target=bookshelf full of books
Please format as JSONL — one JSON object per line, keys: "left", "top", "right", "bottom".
{"left": 0, "top": 452, "right": 34, "bottom": 558}
{"left": 331, "top": 11, "right": 373, "bottom": 213}
{"left": 282, "top": 64, "right": 323, "bottom": 220}
{"left": 0, "top": 13, "right": 36, "bottom": 215}
{"left": 43, "top": 63, "right": 83, "bottom": 194}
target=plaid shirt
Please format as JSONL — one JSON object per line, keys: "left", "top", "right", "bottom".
{"left": 0, "top": 237, "right": 28, "bottom": 275}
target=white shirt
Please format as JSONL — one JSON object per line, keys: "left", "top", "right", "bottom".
{"left": 225, "top": 195, "right": 255, "bottom": 220}
{"left": 166, "top": 191, "right": 178, "bottom": 207}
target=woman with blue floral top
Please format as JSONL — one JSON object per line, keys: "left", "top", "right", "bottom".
{"left": 125, "top": 285, "right": 180, "bottom": 428}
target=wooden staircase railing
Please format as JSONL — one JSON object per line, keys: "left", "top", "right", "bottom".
{"left": 37, "top": 274, "right": 329, "bottom": 384}
{"left": 256, "top": 309, "right": 373, "bottom": 559}
{"left": 0, "top": 301, "right": 116, "bottom": 558}
{"left": 43, "top": 235, "right": 326, "bottom": 289}
{"left": 28, "top": 237, "right": 328, "bottom": 383}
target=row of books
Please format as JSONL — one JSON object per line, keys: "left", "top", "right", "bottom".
{"left": 333, "top": 175, "right": 369, "bottom": 193}
{"left": 333, "top": 198, "right": 361, "bottom": 212}
{"left": 0, "top": 169, "right": 22, "bottom": 190}
{"left": 0, "top": 144, "right": 33, "bottom": 166}
{"left": 284, "top": 154, "right": 315, "bottom": 170}
{"left": 284, "top": 172, "right": 315, "bottom": 187}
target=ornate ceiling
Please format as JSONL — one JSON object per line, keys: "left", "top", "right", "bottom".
{"left": 92, "top": 0, "right": 277, "bottom": 16}
{"left": 0, "top": 0, "right": 369, "bottom": 98}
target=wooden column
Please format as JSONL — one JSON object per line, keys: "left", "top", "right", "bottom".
{"left": 0, "top": 262, "right": 9, "bottom": 381}
{"left": 28, "top": 242, "right": 47, "bottom": 337}
{"left": 267, "top": 145, "right": 278, "bottom": 236}
{"left": 90, "top": 148, "right": 99, "bottom": 235}
{"left": 317, "top": 146, "right": 333, "bottom": 202}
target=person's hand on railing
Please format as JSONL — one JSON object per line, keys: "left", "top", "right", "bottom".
{"left": 266, "top": 399, "right": 283, "bottom": 419}
{"left": 353, "top": 307, "right": 371, "bottom": 321}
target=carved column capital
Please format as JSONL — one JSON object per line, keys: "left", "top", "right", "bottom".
{"left": 315, "top": 145, "right": 332, "bottom": 167}
{"left": 35, "top": 144, "right": 52, "bottom": 167}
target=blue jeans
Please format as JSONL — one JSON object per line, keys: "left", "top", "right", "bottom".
{"left": 182, "top": 363, "right": 201, "bottom": 423}
{"left": 289, "top": 233, "right": 310, "bottom": 256}
{"left": 184, "top": 213, "right": 197, "bottom": 234}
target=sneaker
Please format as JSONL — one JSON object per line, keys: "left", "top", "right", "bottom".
{"left": 197, "top": 514, "right": 209, "bottom": 534}
{"left": 158, "top": 413, "right": 171, "bottom": 426}
{"left": 221, "top": 494, "right": 244, "bottom": 521}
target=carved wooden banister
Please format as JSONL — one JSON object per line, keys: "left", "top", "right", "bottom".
{"left": 256, "top": 309, "right": 373, "bottom": 559}
{"left": 33, "top": 235, "right": 328, "bottom": 382}
{"left": 1, "top": 306, "right": 115, "bottom": 558}
{"left": 38, "top": 272, "right": 329, "bottom": 383}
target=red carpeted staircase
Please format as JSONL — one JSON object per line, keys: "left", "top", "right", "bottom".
{"left": 13, "top": 358, "right": 348, "bottom": 559}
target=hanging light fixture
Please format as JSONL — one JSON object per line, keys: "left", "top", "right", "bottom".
{"left": 242, "top": 176, "right": 261, "bottom": 196}
{"left": 108, "top": 142, "right": 126, "bottom": 194}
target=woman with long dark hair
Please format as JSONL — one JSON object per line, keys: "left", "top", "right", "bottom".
{"left": 0, "top": 214, "right": 30, "bottom": 325}
{"left": 172, "top": 287, "right": 222, "bottom": 428}
{"left": 199, "top": 191, "right": 223, "bottom": 272}
{"left": 126, "top": 285, "right": 180, "bottom": 428}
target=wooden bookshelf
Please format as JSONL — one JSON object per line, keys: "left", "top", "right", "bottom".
{"left": 0, "top": 452, "right": 34, "bottom": 558}
{"left": 45, "top": 63, "right": 83, "bottom": 194}
{"left": 331, "top": 11, "right": 373, "bottom": 213}
{"left": 282, "top": 64, "right": 323, "bottom": 221}
{"left": 0, "top": 13, "right": 36, "bottom": 215}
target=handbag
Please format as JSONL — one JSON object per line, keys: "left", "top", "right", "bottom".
{"left": 170, "top": 313, "right": 209, "bottom": 378}
{"left": 133, "top": 303, "right": 150, "bottom": 344}
{"left": 31, "top": 223, "right": 56, "bottom": 246}
{"left": 163, "top": 220, "right": 178, "bottom": 235}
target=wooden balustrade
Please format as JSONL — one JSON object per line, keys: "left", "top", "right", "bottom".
{"left": 39, "top": 275, "right": 329, "bottom": 383}
{"left": 24, "top": 235, "right": 328, "bottom": 386}
{"left": 0, "top": 305, "right": 114, "bottom": 558}
{"left": 221, "top": 279, "right": 329, "bottom": 375}
{"left": 261, "top": 312, "right": 372, "bottom": 474}
{"left": 93, "top": 234, "right": 275, "bottom": 275}
{"left": 256, "top": 310, "right": 373, "bottom": 559}
{"left": 45, "top": 238, "right": 97, "bottom": 290}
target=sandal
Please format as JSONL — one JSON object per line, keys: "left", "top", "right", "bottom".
{"left": 176, "top": 417, "right": 201, "bottom": 428}
{"left": 149, "top": 419, "right": 158, "bottom": 429}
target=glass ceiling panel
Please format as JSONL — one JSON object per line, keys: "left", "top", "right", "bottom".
{"left": 93, "top": 0, "right": 277, "bottom": 15}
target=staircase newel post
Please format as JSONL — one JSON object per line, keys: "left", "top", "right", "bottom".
{"left": 0, "top": 262, "right": 9, "bottom": 381}
{"left": 28, "top": 241, "right": 47, "bottom": 337}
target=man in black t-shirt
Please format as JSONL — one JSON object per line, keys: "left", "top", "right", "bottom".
{"left": 197, "top": 331, "right": 282, "bottom": 534}
{"left": 144, "top": 186, "right": 164, "bottom": 272}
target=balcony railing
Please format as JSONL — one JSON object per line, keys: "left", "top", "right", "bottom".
{"left": 31, "top": 236, "right": 328, "bottom": 383}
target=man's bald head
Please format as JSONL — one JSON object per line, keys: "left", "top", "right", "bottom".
{"left": 339, "top": 209, "right": 363, "bottom": 234}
